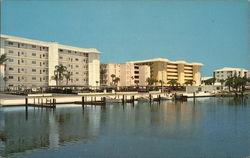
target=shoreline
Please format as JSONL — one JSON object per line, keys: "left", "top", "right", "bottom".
{"left": 0, "top": 91, "right": 249, "bottom": 107}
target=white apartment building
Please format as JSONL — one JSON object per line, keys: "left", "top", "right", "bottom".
{"left": 0, "top": 34, "right": 100, "bottom": 90}
{"left": 213, "top": 67, "right": 250, "bottom": 81}
{"left": 100, "top": 62, "right": 150, "bottom": 86}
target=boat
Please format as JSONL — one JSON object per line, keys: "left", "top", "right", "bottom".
{"left": 137, "top": 97, "right": 150, "bottom": 102}
{"left": 160, "top": 96, "right": 172, "bottom": 100}
{"left": 161, "top": 94, "right": 174, "bottom": 100}
{"left": 106, "top": 98, "right": 122, "bottom": 103}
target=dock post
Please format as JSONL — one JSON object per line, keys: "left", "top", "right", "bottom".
{"left": 158, "top": 95, "right": 161, "bottom": 103}
{"left": 25, "top": 98, "right": 28, "bottom": 111}
{"left": 193, "top": 92, "right": 196, "bottom": 103}
{"left": 25, "top": 98, "right": 28, "bottom": 120}
{"left": 122, "top": 95, "right": 125, "bottom": 105}
{"left": 132, "top": 96, "right": 135, "bottom": 107}
{"left": 82, "top": 96, "right": 85, "bottom": 108}
{"left": 103, "top": 97, "right": 106, "bottom": 106}
{"left": 91, "top": 97, "right": 93, "bottom": 105}
{"left": 53, "top": 99, "right": 55, "bottom": 107}
{"left": 149, "top": 94, "right": 152, "bottom": 104}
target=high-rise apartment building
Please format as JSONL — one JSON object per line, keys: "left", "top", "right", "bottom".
{"left": 131, "top": 58, "right": 203, "bottom": 86}
{"left": 0, "top": 34, "right": 100, "bottom": 90}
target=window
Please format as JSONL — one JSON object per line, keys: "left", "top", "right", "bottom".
{"left": 43, "top": 70, "right": 46, "bottom": 72}
{"left": 32, "top": 77, "right": 36, "bottom": 80}
{"left": 9, "top": 76, "right": 13, "bottom": 79}
{"left": 32, "top": 61, "right": 36, "bottom": 64}
{"left": 76, "top": 72, "right": 79, "bottom": 74}
{"left": 32, "top": 69, "right": 36, "bottom": 72}
{"left": 76, "top": 79, "right": 79, "bottom": 81}
{"left": 59, "top": 56, "right": 63, "bottom": 59}
{"left": 32, "top": 53, "right": 36, "bottom": 56}
{"left": 75, "top": 58, "right": 79, "bottom": 61}
{"left": 68, "top": 50, "right": 71, "bottom": 53}
{"left": 32, "top": 45, "right": 36, "bottom": 48}
{"left": 9, "top": 59, "right": 14, "bottom": 62}
{"left": 76, "top": 65, "right": 79, "bottom": 68}
{"left": 8, "top": 42, "right": 13, "bottom": 45}
{"left": 9, "top": 67, "right": 13, "bottom": 71}
{"left": 8, "top": 50, "right": 14, "bottom": 54}
{"left": 59, "top": 49, "right": 63, "bottom": 52}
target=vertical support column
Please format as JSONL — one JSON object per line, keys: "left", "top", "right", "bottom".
{"left": 177, "top": 63, "right": 185, "bottom": 86}
{"left": 193, "top": 65, "right": 201, "bottom": 86}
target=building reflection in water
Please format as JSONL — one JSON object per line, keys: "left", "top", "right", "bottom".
{"left": 0, "top": 97, "right": 249, "bottom": 157}
{"left": 0, "top": 106, "right": 102, "bottom": 156}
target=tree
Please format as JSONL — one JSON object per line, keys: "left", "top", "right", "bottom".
{"left": 111, "top": 74, "right": 116, "bottom": 85}
{"left": 219, "top": 79, "right": 225, "bottom": 90}
{"left": 225, "top": 77, "right": 233, "bottom": 92}
{"left": 51, "top": 64, "right": 67, "bottom": 86}
{"left": 184, "top": 80, "right": 196, "bottom": 86}
{"left": 64, "top": 71, "right": 71, "bottom": 85}
{"left": 204, "top": 78, "right": 216, "bottom": 85}
{"left": 113, "top": 77, "right": 120, "bottom": 86}
{"left": 167, "top": 80, "right": 178, "bottom": 87}
{"left": 0, "top": 54, "right": 8, "bottom": 65}
{"left": 225, "top": 75, "right": 249, "bottom": 93}
{"left": 146, "top": 77, "right": 157, "bottom": 86}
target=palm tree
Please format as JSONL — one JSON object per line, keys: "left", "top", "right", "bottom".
{"left": 167, "top": 79, "right": 178, "bottom": 87}
{"left": 204, "top": 78, "right": 216, "bottom": 85}
{"left": 219, "top": 79, "right": 225, "bottom": 90}
{"left": 146, "top": 77, "right": 157, "bottom": 86}
{"left": 113, "top": 77, "right": 120, "bottom": 86}
{"left": 0, "top": 54, "right": 8, "bottom": 65}
{"left": 225, "top": 77, "right": 233, "bottom": 92}
{"left": 111, "top": 74, "right": 116, "bottom": 85}
{"left": 52, "top": 64, "right": 67, "bottom": 86}
{"left": 64, "top": 71, "right": 71, "bottom": 85}
{"left": 184, "top": 80, "right": 196, "bottom": 86}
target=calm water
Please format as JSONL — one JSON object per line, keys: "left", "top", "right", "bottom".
{"left": 0, "top": 97, "right": 250, "bottom": 158}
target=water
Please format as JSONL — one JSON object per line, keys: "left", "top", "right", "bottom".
{"left": 0, "top": 97, "right": 249, "bottom": 158}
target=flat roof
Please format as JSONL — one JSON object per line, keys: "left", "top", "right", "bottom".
{"left": 129, "top": 58, "right": 203, "bottom": 66}
{"left": 214, "top": 67, "right": 249, "bottom": 72}
{"left": 0, "top": 34, "right": 100, "bottom": 54}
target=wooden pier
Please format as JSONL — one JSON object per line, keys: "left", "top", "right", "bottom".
{"left": 25, "top": 97, "right": 56, "bottom": 108}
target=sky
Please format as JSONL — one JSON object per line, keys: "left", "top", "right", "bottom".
{"left": 1, "top": 0, "right": 249, "bottom": 76}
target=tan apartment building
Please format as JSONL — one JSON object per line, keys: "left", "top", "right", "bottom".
{"left": 100, "top": 62, "right": 150, "bottom": 86}
{"left": 0, "top": 34, "right": 100, "bottom": 90}
{"left": 131, "top": 58, "right": 203, "bottom": 86}
{"left": 100, "top": 63, "right": 121, "bottom": 86}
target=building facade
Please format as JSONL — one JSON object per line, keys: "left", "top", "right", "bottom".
{"left": 0, "top": 34, "right": 100, "bottom": 90}
{"left": 100, "top": 62, "right": 150, "bottom": 87}
{"left": 100, "top": 63, "right": 121, "bottom": 86}
{"left": 131, "top": 58, "right": 203, "bottom": 86}
{"left": 213, "top": 67, "right": 250, "bottom": 81}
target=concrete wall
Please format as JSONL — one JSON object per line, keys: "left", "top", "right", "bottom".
{"left": 48, "top": 42, "right": 59, "bottom": 86}
{"left": 88, "top": 53, "right": 100, "bottom": 86}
